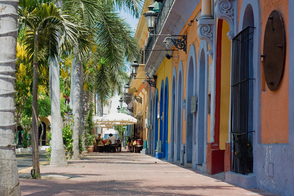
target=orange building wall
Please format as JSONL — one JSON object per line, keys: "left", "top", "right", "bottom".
{"left": 236, "top": 0, "right": 289, "bottom": 144}
{"left": 260, "top": 0, "right": 289, "bottom": 144}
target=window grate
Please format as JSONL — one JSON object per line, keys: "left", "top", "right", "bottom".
{"left": 231, "top": 26, "right": 255, "bottom": 175}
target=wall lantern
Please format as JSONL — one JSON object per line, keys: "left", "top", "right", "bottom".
{"left": 131, "top": 60, "right": 139, "bottom": 77}
{"left": 124, "top": 83, "right": 130, "bottom": 94}
{"left": 143, "top": 4, "right": 157, "bottom": 31}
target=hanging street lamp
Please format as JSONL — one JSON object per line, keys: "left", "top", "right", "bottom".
{"left": 143, "top": 3, "right": 157, "bottom": 32}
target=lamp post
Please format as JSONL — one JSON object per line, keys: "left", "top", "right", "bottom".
{"left": 143, "top": 3, "right": 157, "bottom": 32}
{"left": 117, "top": 106, "right": 121, "bottom": 113}
{"left": 119, "top": 97, "right": 123, "bottom": 108}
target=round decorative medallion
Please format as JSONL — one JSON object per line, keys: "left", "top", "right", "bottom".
{"left": 263, "top": 10, "right": 286, "bottom": 91}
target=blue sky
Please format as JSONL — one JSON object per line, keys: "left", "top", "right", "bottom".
{"left": 118, "top": 10, "right": 139, "bottom": 32}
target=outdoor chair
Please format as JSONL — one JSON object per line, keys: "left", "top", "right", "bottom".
{"left": 96, "top": 139, "right": 105, "bottom": 152}
{"left": 115, "top": 140, "right": 121, "bottom": 152}
{"left": 105, "top": 140, "right": 111, "bottom": 152}
{"left": 110, "top": 144, "right": 116, "bottom": 152}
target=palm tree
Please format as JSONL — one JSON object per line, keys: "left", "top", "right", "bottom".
{"left": 50, "top": 57, "right": 68, "bottom": 166}
{"left": 63, "top": 0, "right": 143, "bottom": 159}
{"left": 18, "top": 0, "right": 82, "bottom": 177}
{"left": 0, "top": 0, "right": 21, "bottom": 194}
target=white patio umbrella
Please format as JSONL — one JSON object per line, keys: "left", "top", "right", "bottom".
{"left": 92, "top": 116, "right": 109, "bottom": 128}
{"left": 92, "top": 113, "right": 137, "bottom": 126}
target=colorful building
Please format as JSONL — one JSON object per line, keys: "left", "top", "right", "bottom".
{"left": 125, "top": 0, "right": 294, "bottom": 195}
{"left": 123, "top": 0, "right": 152, "bottom": 147}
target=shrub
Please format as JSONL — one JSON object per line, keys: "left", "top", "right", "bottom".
{"left": 46, "top": 122, "right": 84, "bottom": 160}
{"left": 86, "top": 132, "right": 96, "bottom": 146}
{"left": 86, "top": 104, "right": 95, "bottom": 134}
{"left": 22, "top": 130, "right": 28, "bottom": 148}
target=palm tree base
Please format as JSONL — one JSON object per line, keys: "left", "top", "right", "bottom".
{"left": 50, "top": 148, "right": 67, "bottom": 167}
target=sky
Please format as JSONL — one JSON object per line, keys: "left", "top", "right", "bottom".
{"left": 109, "top": 10, "right": 139, "bottom": 114}
{"left": 119, "top": 10, "right": 139, "bottom": 32}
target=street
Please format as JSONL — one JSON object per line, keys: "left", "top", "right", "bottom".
{"left": 18, "top": 152, "right": 279, "bottom": 196}
{"left": 17, "top": 150, "right": 49, "bottom": 174}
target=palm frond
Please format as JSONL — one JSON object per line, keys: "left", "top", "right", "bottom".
{"left": 104, "top": 0, "right": 144, "bottom": 18}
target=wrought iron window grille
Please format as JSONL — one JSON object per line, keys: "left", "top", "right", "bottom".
{"left": 230, "top": 26, "right": 255, "bottom": 175}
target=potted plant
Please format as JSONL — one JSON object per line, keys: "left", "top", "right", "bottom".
{"left": 86, "top": 133, "right": 96, "bottom": 153}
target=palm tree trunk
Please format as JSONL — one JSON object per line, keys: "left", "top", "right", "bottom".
{"left": 97, "top": 98, "right": 103, "bottom": 134}
{"left": 50, "top": 0, "right": 67, "bottom": 165}
{"left": 0, "top": 1, "right": 21, "bottom": 194}
{"left": 71, "top": 46, "right": 81, "bottom": 160}
{"left": 38, "top": 117, "right": 44, "bottom": 147}
{"left": 94, "top": 91, "right": 96, "bottom": 115}
{"left": 32, "top": 32, "right": 40, "bottom": 178}
{"left": 49, "top": 59, "right": 67, "bottom": 166}
{"left": 80, "top": 73, "right": 86, "bottom": 149}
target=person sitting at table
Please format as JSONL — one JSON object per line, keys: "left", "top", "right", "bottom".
{"left": 96, "top": 134, "right": 105, "bottom": 152}
{"left": 108, "top": 133, "right": 116, "bottom": 152}
{"left": 97, "top": 134, "right": 105, "bottom": 145}
{"left": 126, "top": 137, "right": 131, "bottom": 152}
{"left": 104, "top": 138, "right": 111, "bottom": 152}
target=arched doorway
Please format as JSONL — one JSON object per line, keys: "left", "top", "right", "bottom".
{"left": 186, "top": 57, "right": 194, "bottom": 165}
{"left": 149, "top": 94, "right": 153, "bottom": 155}
{"left": 176, "top": 63, "right": 183, "bottom": 163}
{"left": 154, "top": 90, "right": 159, "bottom": 154}
{"left": 170, "top": 69, "right": 177, "bottom": 161}
{"left": 196, "top": 48, "right": 207, "bottom": 167}
{"left": 160, "top": 81, "right": 164, "bottom": 155}
{"left": 164, "top": 77, "right": 169, "bottom": 159}
{"left": 231, "top": 4, "right": 254, "bottom": 174}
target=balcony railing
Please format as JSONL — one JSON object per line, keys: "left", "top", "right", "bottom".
{"left": 144, "top": 0, "right": 175, "bottom": 64}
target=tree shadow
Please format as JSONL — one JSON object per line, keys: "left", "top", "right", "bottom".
{"left": 20, "top": 178, "right": 236, "bottom": 196}
{"left": 19, "top": 153, "right": 278, "bottom": 196}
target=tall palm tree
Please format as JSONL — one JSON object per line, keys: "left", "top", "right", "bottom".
{"left": 0, "top": 0, "right": 21, "bottom": 194}
{"left": 18, "top": 0, "right": 82, "bottom": 177}
{"left": 64, "top": 0, "right": 143, "bottom": 159}
{"left": 50, "top": 56, "right": 68, "bottom": 166}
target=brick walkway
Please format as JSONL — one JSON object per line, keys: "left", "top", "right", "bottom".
{"left": 19, "top": 152, "right": 278, "bottom": 196}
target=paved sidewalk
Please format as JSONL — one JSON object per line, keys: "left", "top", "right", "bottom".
{"left": 19, "top": 152, "right": 278, "bottom": 196}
